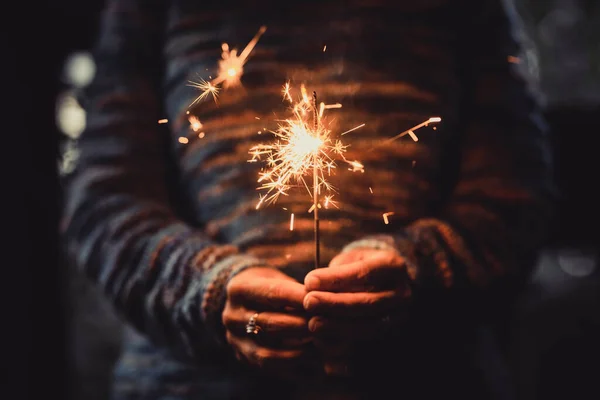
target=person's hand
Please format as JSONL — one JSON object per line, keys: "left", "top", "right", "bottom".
{"left": 303, "top": 248, "right": 412, "bottom": 376}
{"left": 223, "top": 267, "right": 318, "bottom": 379}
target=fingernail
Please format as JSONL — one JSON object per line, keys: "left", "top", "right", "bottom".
{"left": 305, "top": 275, "right": 320, "bottom": 290}
{"left": 308, "top": 318, "right": 321, "bottom": 332}
{"left": 303, "top": 295, "right": 316, "bottom": 310}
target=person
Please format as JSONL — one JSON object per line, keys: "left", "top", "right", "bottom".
{"left": 60, "top": 0, "right": 556, "bottom": 398}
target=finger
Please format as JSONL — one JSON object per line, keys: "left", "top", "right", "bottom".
{"left": 313, "top": 337, "right": 353, "bottom": 357}
{"left": 304, "top": 290, "right": 407, "bottom": 316}
{"left": 305, "top": 252, "right": 407, "bottom": 293}
{"left": 308, "top": 314, "right": 405, "bottom": 340}
{"left": 328, "top": 248, "right": 383, "bottom": 268}
{"left": 226, "top": 332, "right": 319, "bottom": 374}
{"left": 227, "top": 276, "right": 306, "bottom": 310}
{"left": 323, "top": 359, "right": 354, "bottom": 377}
{"left": 223, "top": 309, "right": 310, "bottom": 344}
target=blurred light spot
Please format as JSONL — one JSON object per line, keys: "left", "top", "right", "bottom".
{"left": 188, "top": 115, "right": 202, "bottom": 132}
{"left": 63, "top": 52, "right": 96, "bottom": 88}
{"left": 158, "top": 119, "right": 169, "bottom": 124}
{"left": 178, "top": 137, "right": 189, "bottom": 144}
{"left": 59, "top": 140, "right": 80, "bottom": 176}
{"left": 56, "top": 91, "right": 86, "bottom": 139}
{"left": 557, "top": 249, "right": 597, "bottom": 277}
{"left": 382, "top": 212, "right": 394, "bottom": 225}
{"left": 507, "top": 55, "right": 520, "bottom": 64}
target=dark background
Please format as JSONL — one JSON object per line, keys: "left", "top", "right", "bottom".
{"left": 22, "top": 0, "right": 599, "bottom": 399}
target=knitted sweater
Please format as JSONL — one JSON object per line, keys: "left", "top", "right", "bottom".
{"left": 60, "top": 0, "right": 555, "bottom": 398}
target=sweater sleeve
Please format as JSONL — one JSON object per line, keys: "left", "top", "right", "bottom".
{"left": 59, "top": 0, "right": 266, "bottom": 363}
{"left": 341, "top": 0, "right": 557, "bottom": 322}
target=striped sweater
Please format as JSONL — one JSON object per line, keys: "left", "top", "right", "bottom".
{"left": 60, "top": 0, "right": 556, "bottom": 398}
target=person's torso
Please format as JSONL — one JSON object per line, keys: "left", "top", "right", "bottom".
{"left": 160, "top": 0, "right": 463, "bottom": 281}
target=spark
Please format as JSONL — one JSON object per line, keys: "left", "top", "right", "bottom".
{"left": 323, "top": 195, "right": 339, "bottom": 209}
{"left": 378, "top": 117, "right": 442, "bottom": 146}
{"left": 307, "top": 203, "right": 322, "bottom": 213}
{"left": 255, "top": 193, "right": 266, "bottom": 210}
{"left": 188, "top": 79, "right": 220, "bottom": 105}
{"left": 340, "top": 123, "right": 365, "bottom": 136}
{"left": 323, "top": 45, "right": 327, "bottom": 52}
{"left": 369, "top": 187, "right": 373, "bottom": 194}
{"left": 507, "top": 55, "right": 520, "bottom": 64}
{"left": 188, "top": 26, "right": 266, "bottom": 105}
{"left": 158, "top": 119, "right": 169, "bottom": 124}
{"left": 290, "top": 213, "right": 295, "bottom": 231}
{"left": 347, "top": 160, "right": 365, "bottom": 173}
{"left": 198, "top": 132, "right": 205, "bottom": 138}
{"left": 178, "top": 137, "right": 189, "bottom": 144}
{"left": 282, "top": 81, "right": 293, "bottom": 103}
{"left": 383, "top": 212, "right": 394, "bottom": 225}
{"left": 318, "top": 102, "right": 343, "bottom": 118}
{"left": 249, "top": 83, "right": 363, "bottom": 207}
{"left": 188, "top": 115, "right": 203, "bottom": 132}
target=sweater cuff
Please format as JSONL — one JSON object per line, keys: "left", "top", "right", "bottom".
{"left": 342, "top": 219, "right": 458, "bottom": 289}
{"left": 197, "top": 251, "right": 267, "bottom": 346}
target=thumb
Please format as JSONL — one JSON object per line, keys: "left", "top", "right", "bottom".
{"left": 329, "top": 248, "right": 382, "bottom": 268}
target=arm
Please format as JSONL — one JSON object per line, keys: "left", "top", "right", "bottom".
{"left": 340, "top": 0, "right": 556, "bottom": 322}
{"left": 60, "top": 0, "right": 266, "bottom": 363}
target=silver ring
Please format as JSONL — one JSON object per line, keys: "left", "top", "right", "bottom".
{"left": 245, "top": 312, "right": 261, "bottom": 335}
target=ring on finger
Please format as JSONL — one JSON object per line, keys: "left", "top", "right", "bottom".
{"left": 245, "top": 312, "right": 262, "bottom": 335}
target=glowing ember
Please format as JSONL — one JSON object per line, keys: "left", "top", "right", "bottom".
{"left": 380, "top": 117, "right": 442, "bottom": 145}
{"left": 347, "top": 160, "right": 365, "bottom": 173}
{"left": 323, "top": 195, "right": 338, "bottom": 209}
{"left": 158, "top": 119, "right": 169, "bottom": 124}
{"left": 382, "top": 212, "right": 394, "bottom": 225}
{"left": 188, "top": 115, "right": 203, "bottom": 132}
{"left": 188, "top": 26, "right": 267, "bottom": 105}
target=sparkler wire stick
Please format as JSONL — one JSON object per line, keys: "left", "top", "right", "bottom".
{"left": 312, "top": 91, "right": 320, "bottom": 269}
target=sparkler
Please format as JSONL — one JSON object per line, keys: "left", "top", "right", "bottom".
{"left": 188, "top": 26, "right": 267, "bottom": 106}
{"left": 249, "top": 83, "right": 364, "bottom": 269}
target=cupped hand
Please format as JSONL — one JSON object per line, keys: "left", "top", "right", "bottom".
{"left": 223, "top": 267, "right": 319, "bottom": 379}
{"left": 303, "top": 249, "right": 412, "bottom": 376}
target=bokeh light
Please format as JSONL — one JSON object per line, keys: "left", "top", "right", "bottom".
{"left": 56, "top": 91, "right": 86, "bottom": 139}
{"left": 557, "top": 249, "right": 597, "bottom": 278}
{"left": 63, "top": 51, "right": 96, "bottom": 88}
